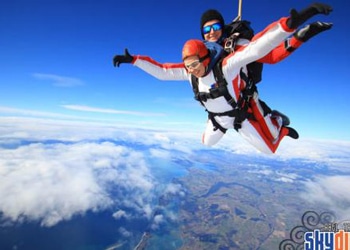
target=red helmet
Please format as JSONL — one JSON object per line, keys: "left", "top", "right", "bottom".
{"left": 182, "top": 39, "right": 210, "bottom": 67}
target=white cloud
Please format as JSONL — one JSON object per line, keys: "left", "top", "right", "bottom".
{"left": 149, "top": 148, "right": 171, "bottom": 159}
{"left": 1, "top": 115, "right": 350, "bottom": 164}
{"left": 215, "top": 133, "right": 350, "bottom": 168}
{"left": 33, "top": 73, "right": 84, "bottom": 87}
{"left": 118, "top": 227, "right": 132, "bottom": 238}
{"left": 151, "top": 214, "right": 165, "bottom": 230}
{"left": 62, "top": 104, "right": 166, "bottom": 117}
{"left": 0, "top": 141, "right": 155, "bottom": 227}
{"left": 301, "top": 175, "right": 350, "bottom": 220}
{"left": 0, "top": 106, "right": 81, "bottom": 120}
{"left": 165, "top": 210, "right": 178, "bottom": 222}
{"left": 164, "top": 183, "right": 183, "bottom": 195}
{"left": 0, "top": 106, "right": 196, "bottom": 134}
{"left": 248, "top": 169, "right": 273, "bottom": 175}
{"left": 1, "top": 114, "right": 350, "bottom": 228}
{"left": 113, "top": 210, "right": 130, "bottom": 220}
{"left": 275, "top": 176, "right": 294, "bottom": 183}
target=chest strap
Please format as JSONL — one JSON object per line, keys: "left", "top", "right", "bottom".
{"left": 191, "top": 62, "right": 256, "bottom": 132}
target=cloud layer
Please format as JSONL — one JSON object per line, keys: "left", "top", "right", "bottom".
{"left": 0, "top": 116, "right": 193, "bottom": 228}
{"left": 62, "top": 104, "right": 166, "bottom": 117}
{"left": 0, "top": 115, "right": 350, "bottom": 229}
{"left": 0, "top": 141, "right": 155, "bottom": 227}
{"left": 301, "top": 175, "right": 350, "bottom": 221}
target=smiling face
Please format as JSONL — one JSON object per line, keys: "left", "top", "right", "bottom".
{"left": 183, "top": 55, "right": 206, "bottom": 78}
{"left": 202, "top": 19, "right": 223, "bottom": 42}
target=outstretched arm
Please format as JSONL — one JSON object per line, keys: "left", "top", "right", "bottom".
{"left": 223, "top": 2, "right": 332, "bottom": 71}
{"left": 113, "top": 49, "right": 189, "bottom": 81}
{"left": 223, "top": 17, "right": 294, "bottom": 71}
{"left": 258, "top": 21, "right": 332, "bottom": 64}
{"left": 133, "top": 55, "right": 189, "bottom": 81}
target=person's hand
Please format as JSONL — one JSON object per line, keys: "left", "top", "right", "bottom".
{"left": 287, "top": 3, "right": 333, "bottom": 29}
{"left": 294, "top": 21, "right": 333, "bottom": 42}
{"left": 113, "top": 49, "right": 134, "bottom": 67}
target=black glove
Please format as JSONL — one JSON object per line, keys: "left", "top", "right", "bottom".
{"left": 294, "top": 21, "right": 333, "bottom": 42}
{"left": 287, "top": 3, "right": 333, "bottom": 29}
{"left": 113, "top": 49, "right": 134, "bottom": 67}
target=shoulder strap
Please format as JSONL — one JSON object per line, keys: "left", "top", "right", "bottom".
{"left": 212, "top": 59, "right": 226, "bottom": 87}
{"left": 191, "top": 74, "right": 206, "bottom": 106}
{"left": 191, "top": 61, "right": 255, "bottom": 131}
{"left": 224, "top": 20, "right": 254, "bottom": 40}
{"left": 212, "top": 60, "right": 238, "bottom": 108}
{"left": 191, "top": 74, "right": 199, "bottom": 94}
{"left": 190, "top": 58, "right": 237, "bottom": 108}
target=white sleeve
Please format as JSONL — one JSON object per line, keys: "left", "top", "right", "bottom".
{"left": 133, "top": 56, "right": 189, "bottom": 81}
{"left": 224, "top": 18, "right": 294, "bottom": 72}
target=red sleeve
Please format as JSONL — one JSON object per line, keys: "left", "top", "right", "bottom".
{"left": 250, "top": 17, "right": 295, "bottom": 42}
{"left": 257, "top": 36, "right": 303, "bottom": 64}
{"left": 243, "top": 16, "right": 299, "bottom": 64}
{"left": 248, "top": 17, "right": 300, "bottom": 64}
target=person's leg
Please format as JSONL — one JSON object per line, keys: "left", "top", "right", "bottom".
{"left": 249, "top": 92, "right": 282, "bottom": 141}
{"left": 202, "top": 119, "right": 225, "bottom": 146}
{"left": 238, "top": 119, "right": 289, "bottom": 154}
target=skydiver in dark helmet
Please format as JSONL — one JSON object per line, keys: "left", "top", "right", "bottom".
{"left": 198, "top": 4, "right": 332, "bottom": 145}
{"left": 112, "top": 2, "right": 332, "bottom": 153}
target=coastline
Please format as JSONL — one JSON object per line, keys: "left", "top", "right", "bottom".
{"left": 134, "top": 232, "right": 151, "bottom": 250}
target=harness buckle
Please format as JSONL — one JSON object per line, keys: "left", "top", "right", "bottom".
{"left": 234, "top": 120, "right": 242, "bottom": 131}
{"left": 224, "top": 33, "right": 239, "bottom": 52}
{"left": 196, "top": 92, "right": 211, "bottom": 102}
{"left": 227, "top": 98, "right": 237, "bottom": 108}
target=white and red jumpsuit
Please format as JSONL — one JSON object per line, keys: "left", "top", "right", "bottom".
{"left": 232, "top": 31, "right": 302, "bottom": 145}
{"left": 130, "top": 17, "right": 295, "bottom": 154}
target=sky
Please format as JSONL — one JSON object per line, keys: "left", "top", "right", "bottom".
{"left": 2, "top": 1, "right": 350, "bottom": 245}
{"left": 0, "top": 0, "right": 349, "bottom": 141}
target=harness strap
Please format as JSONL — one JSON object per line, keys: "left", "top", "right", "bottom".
{"left": 208, "top": 112, "right": 228, "bottom": 134}
{"left": 207, "top": 109, "right": 255, "bottom": 132}
{"left": 284, "top": 38, "right": 296, "bottom": 52}
{"left": 212, "top": 62, "right": 239, "bottom": 109}
{"left": 191, "top": 60, "right": 255, "bottom": 132}
{"left": 239, "top": 69, "right": 257, "bottom": 98}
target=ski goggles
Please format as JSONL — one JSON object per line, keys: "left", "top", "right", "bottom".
{"left": 202, "top": 22, "right": 223, "bottom": 35}
{"left": 184, "top": 60, "right": 201, "bottom": 70}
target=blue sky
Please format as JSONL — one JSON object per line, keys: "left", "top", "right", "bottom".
{"left": 1, "top": 0, "right": 349, "bottom": 141}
